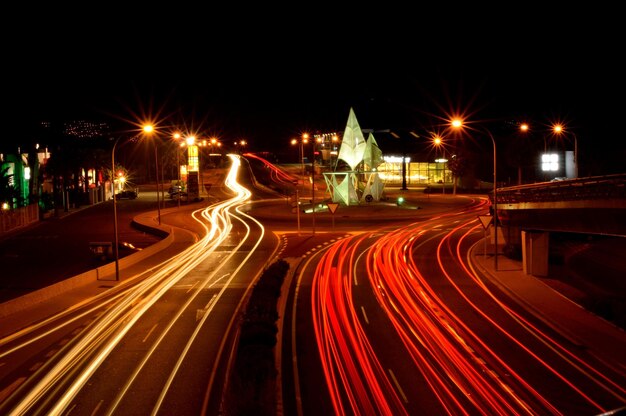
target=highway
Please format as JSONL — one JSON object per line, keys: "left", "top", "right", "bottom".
{"left": 0, "top": 155, "right": 278, "bottom": 415}
{"left": 286, "top": 195, "right": 626, "bottom": 415}
{"left": 2, "top": 153, "right": 625, "bottom": 415}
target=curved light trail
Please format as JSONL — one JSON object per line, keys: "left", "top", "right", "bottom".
{"left": 311, "top": 197, "right": 626, "bottom": 415}
{"left": 243, "top": 152, "right": 298, "bottom": 186}
{"left": 2, "top": 154, "right": 268, "bottom": 416}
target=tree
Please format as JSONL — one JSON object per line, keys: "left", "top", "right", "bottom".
{"left": 0, "top": 165, "right": 19, "bottom": 209}
{"left": 446, "top": 153, "right": 469, "bottom": 195}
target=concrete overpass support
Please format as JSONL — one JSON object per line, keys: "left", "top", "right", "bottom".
{"left": 522, "top": 231, "right": 549, "bottom": 277}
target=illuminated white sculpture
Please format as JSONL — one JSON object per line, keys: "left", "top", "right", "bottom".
{"left": 324, "top": 108, "right": 386, "bottom": 205}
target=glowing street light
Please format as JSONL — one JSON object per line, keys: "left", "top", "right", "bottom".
{"left": 432, "top": 134, "right": 446, "bottom": 194}
{"left": 143, "top": 124, "right": 161, "bottom": 225}
{"left": 552, "top": 123, "right": 578, "bottom": 178}
{"left": 451, "top": 118, "right": 499, "bottom": 270}
{"left": 111, "top": 136, "right": 122, "bottom": 281}
{"left": 291, "top": 133, "right": 309, "bottom": 180}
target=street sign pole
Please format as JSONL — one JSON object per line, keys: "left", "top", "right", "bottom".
{"left": 478, "top": 215, "right": 493, "bottom": 261}
{"left": 327, "top": 203, "right": 339, "bottom": 230}
{"left": 296, "top": 189, "right": 301, "bottom": 236}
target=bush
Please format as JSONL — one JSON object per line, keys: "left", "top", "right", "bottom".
{"left": 223, "top": 259, "right": 290, "bottom": 415}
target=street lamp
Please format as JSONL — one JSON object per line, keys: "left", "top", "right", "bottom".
{"left": 432, "top": 134, "right": 446, "bottom": 194}
{"left": 173, "top": 132, "right": 184, "bottom": 208}
{"left": 291, "top": 134, "right": 309, "bottom": 180}
{"left": 311, "top": 136, "right": 323, "bottom": 235}
{"left": 552, "top": 124, "right": 578, "bottom": 178}
{"left": 111, "top": 136, "right": 123, "bottom": 281}
{"left": 451, "top": 118, "right": 498, "bottom": 270}
{"left": 143, "top": 124, "right": 161, "bottom": 225}
{"left": 234, "top": 140, "right": 247, "bottom": 154}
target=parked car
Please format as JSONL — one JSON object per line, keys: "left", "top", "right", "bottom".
{"left": 114, "top": 189, "right": 138, "bottom": 199}
{"left": 168, "top": 185, "right": 187, "bottom": 199}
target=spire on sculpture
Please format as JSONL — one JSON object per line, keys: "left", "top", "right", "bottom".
{"left": 336, "top": 107, "right": 367, "bottom": 171}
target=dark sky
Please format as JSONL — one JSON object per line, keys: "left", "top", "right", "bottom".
{"left": 5, "top": 33, "right": 625, "bottom": 175}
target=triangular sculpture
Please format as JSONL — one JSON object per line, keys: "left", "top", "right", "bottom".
{"left": 324, "top": 172, "right": 359, "bottom": 205}
{"left": 363, "top": 132, "right": 383, "bottom": 171}
{"left": 337, "top": 107, "right": 366, "bottom": 171}
{"left": 360, "top": 172, "right": 384, "bottom": 203}
{"left": 324, "top": 108, "right": 386, "bottom": 205}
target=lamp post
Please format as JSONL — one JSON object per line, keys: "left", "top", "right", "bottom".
{"left": 174, "top": 133, "right": 183, "bottom": 208}
{"left": 452, "top": 118, "right": 498, "bottom": 270}
{"left": 553, "top": 124, "right": 578, "bottom": 178}
{"left": 235, "top": 139, "right": 247, "bottom": 154}
{"left": 433, "top": 134, "right": 445, "bottom": 194}
{"left": 143, "top": 124, "right": 161, "bottom": 225}
{"left": 111, "top": 136, "right": 123, "bottom": 281}
{"left": 291, "top": 134, "right": 309, "bottom": 180}
{"left": 517, "top": 123, "right": 529, "bottom": 185}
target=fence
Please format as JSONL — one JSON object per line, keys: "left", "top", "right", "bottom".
{"left": 494, "top": 174, "right": 626, "bottom": 204}
{"left": 0, "top": 203, "right": 39, "bottom": 235}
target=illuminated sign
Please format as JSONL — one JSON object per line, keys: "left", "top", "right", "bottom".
{"left": 383, "top": 156, "right": 411, "bottom": 163}
{"left": 541, "top": 153, "right": 559, "bottom": 171}
{"left": 187, "top": 145, "right": 199, "bottom": 172}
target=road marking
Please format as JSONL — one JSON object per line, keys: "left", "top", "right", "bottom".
{"left": 388, "top": 369, "right": 409, "bottom": 403}
{"left": 0, "top": 377, "right": 26, "bottom": 402}
{"left": 186, "top": 280, "right": 199, "bottom": 294}
{"left": 29, "top": 361, "right": 43, "bottom": 371}
{"left": 143, "top": 324, "right": 158, "bottom": 343}
{"left": 360, "top": 306, "right": 370, "bottom": 324}
{"left": 197, "top": 294, "right": 218, "bottom": 321}
{"left": 91, "top": 400, "right": 104, "bottom": 416}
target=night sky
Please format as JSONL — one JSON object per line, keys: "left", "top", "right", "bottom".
{"left": 5, "top": 36, "right": 625, "bottom": 176}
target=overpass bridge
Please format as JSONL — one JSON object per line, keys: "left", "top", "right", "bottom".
{"left": 490, "top": 174, "right": 626, "bottom": 276}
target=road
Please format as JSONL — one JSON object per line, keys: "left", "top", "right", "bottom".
{"left": 0, "top": 155, "right": 278, "bottom": 415}
{"left": 283, "top": 195, "right": 626, "bottom": 415}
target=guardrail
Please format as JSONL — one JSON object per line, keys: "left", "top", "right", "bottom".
{"left": 0, "top": 203, "right": 39, "bottom": 235}
{"left": 494, "top": 174, "right": 626, "bottom": 205}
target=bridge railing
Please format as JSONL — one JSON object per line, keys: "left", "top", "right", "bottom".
{"left": 494, "top": 173, "right": 626, "bottom": 204}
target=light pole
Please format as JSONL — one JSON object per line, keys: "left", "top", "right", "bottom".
{"left": 452, "top": 118, "right": 498, "bottom": 270}
{"left": 433, "top": 134, "right": 445, "bottom": 194}
{"left": 143, "top": 124, "right": 161, "bottom": 225}
{"left": 518, "top": 123, "right": 529, "bottom": 185}
{"left": 311, "top": 136, "right": 322, "bottom": 235}
{"left": 553, "top": 124, "right": 578, "bottom": 178}
{"left": 291, "top": 134, "right": 309, "bottom": 180}
{"left": 174, "top": 133, "right": 183, "bottom": 208}
{"left": 235, "top": 139, "right": 247, "bottom": 154}
{"left": 111, "top": 136, "right": 123, "bottom": 281}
